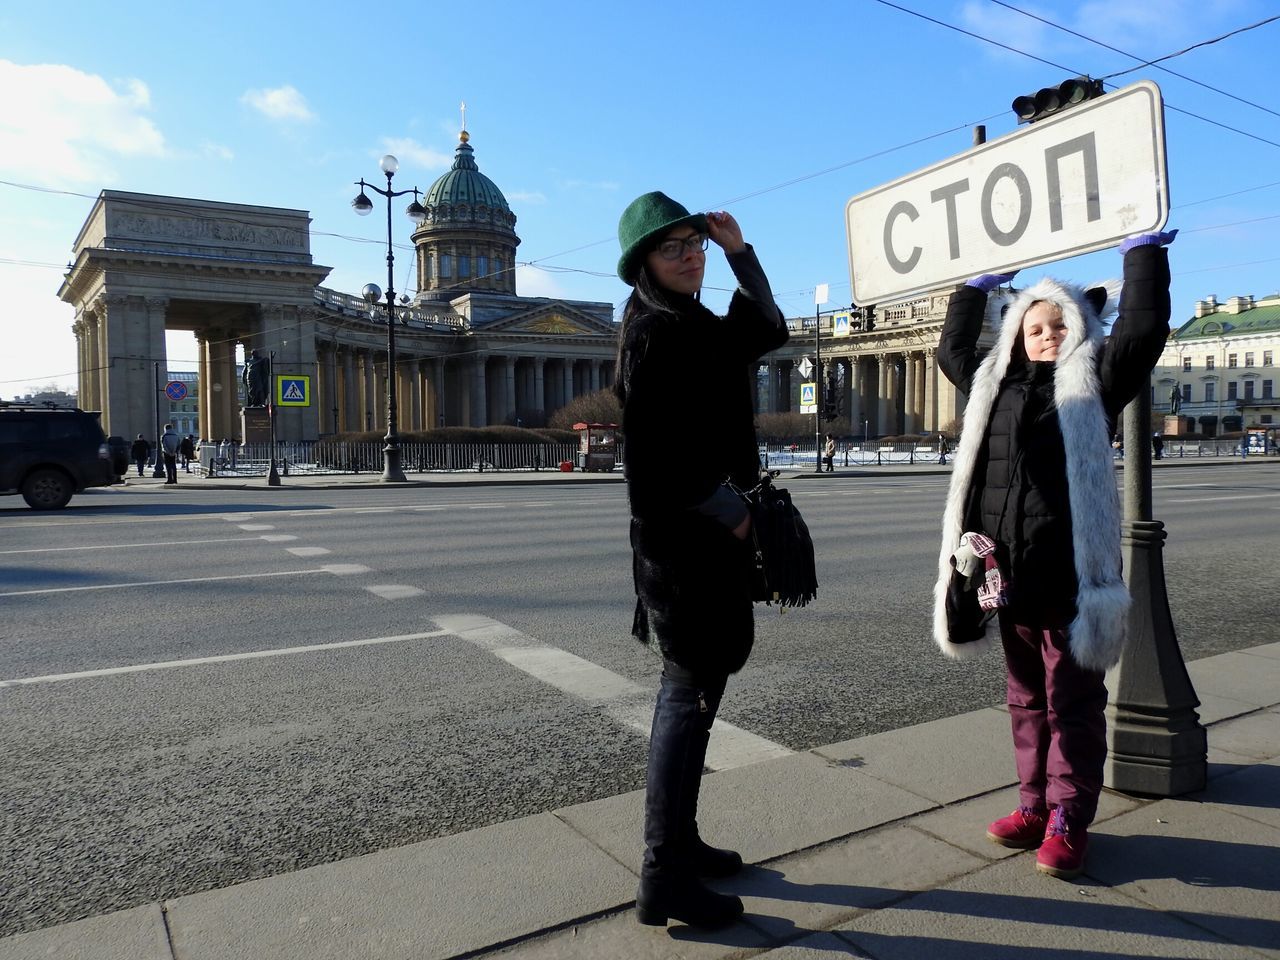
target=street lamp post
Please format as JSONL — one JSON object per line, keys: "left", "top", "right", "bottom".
{"left": 352, "top": 154, "right": 426, "bottom": 483}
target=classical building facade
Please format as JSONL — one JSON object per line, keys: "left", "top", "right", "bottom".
{"left": 765, "top": 290, "right": 973, "bottom": 436}
{"left": 1152, "top": 292, "right": 1280, "bottom": 434}
{"left": 58, "top": 132, "right": 618, "bottom": 445}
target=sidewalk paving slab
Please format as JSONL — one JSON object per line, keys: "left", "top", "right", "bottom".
{"left": 0, "top": 904, "right": 171, "bottom": 960}
{"left": 1188, "top": 652, "right": 1280, "bottom": 710}
{"left": 833, "top": 854, "right": 1263, "bottom": 960}
{"left": 163, "top": 812, "right": 637, "bottom": 960}
{"left": 811, "top": 707, "right": 1016, "bottom": 805}
{"left": 554, "top": 751, "right": 936, "bottom": 877}
{"left": 1083, "top": 796, "right": 1280, "bottom": 959}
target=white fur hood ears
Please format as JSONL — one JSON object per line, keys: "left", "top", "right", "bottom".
{"left": 933, "top": 276, "right": 1130, "bottom": 672}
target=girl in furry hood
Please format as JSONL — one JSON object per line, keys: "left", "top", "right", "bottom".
{"left": 935, "top": 230, "right": 1176, "bottom": 879}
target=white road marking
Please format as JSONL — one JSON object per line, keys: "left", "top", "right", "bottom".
{"left": 1167, "top": 493, "right": 1280, "bottom": 504}
{"left": 365, "top": 584, "right": 425, "bottom": 599}
{"left": 259, "top": 534, "right": 298, "bottom": 542}
{"left": 286, "top": 546, "right": 333, "bottom": 557}
{"left": 434, "top": 614, "right": 793, "bottom": 772}
{"left": 221, "top": 514, "right": 254, "bottom": 522}
{"left": 320, "top": 563, "right": 372, "bottom": 576}
{"left": 0, "top": 536, "right": 263, "bottom": 555}
{"left": 237, "top": 523, "right": 276, "bottom": 531}
{"left": 0, "top": 629, "right": 450, "bottom": 687}
{"left": 0, "top": 568, "right": 330, "bottom": 597}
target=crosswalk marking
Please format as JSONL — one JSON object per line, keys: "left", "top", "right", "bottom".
{"left": 433, "top": 614, "right": 793, "bottom": 772}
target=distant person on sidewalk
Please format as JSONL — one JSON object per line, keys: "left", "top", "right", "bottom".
{"left": 179, "top": 434, "right": 195, "bottom": 472}
{"left": 1151, "top": 432, "right": 1164, "bottom": 460}
{"left": 129, "top": 434, "right": 150, "bottom": 477}
{"left": 614, "top": 192, "right": 788, "bottom": 929}
{"left": 938, "top": 434, "right": 950, "bottom": 465}
{"left": 822, "top": 433, "right": 836, "bottom": 472}
{"left": 159, "top": 423, "right": 181, "bottom": 485}
{"left": 932, "top": 230, "right": 1177, "bottom": 880}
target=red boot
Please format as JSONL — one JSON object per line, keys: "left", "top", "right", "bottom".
{"left": 986, "top": 805, "right": 1048, "bottom": 848}
{"left": 1036, "top": 807, "right": 1088, "bottom": 879}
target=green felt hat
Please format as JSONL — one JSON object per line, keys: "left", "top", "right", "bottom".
{"left": 616, "top": 191, "right": 708, "bottom": 285}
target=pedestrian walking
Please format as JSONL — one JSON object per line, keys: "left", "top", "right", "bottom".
{"left": 822, "top": 433, "right": 836, "bottom": 472}
{"left": 933, "top": 229, "right": 1177, "bottom": 880}
{"left": 179, "top": 434, "right": 195, "bottom": 472}
{"left": 159, "top": 422, "right": 181, "bottom": 485}
{"left": 1151, "top": 433, "right": 1164, "bottom": 460}
{"left": 129, "top": 434, "right": 150, "bottom": 477}
{"left": 613, "top": 192, "right": 788, "bottom": 929}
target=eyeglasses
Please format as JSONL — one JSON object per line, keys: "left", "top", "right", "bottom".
{"left": 655, "top": 233, "right": 709, "bottom": 260}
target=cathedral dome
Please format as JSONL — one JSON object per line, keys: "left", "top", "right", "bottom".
{"left": 421, "top": 131, "right": 515, "bottom": 228}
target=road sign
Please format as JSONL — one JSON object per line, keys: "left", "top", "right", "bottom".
{"left": 797, "top": 357, "right": 814, "bottom": 379}
{"left": 800, "top": 381, "right": 817, "bottom": 414}
{"left": 832, "top": 311, "right": 851, "bottom": 337}
{"left": 276, "top": 375, "right": 311, "bottom": 407}
{"left": 845, "top": 80, "right": 1168, "bottom": 305}
{"left": 164, "top": 380, "right": 188, "bottom": 402}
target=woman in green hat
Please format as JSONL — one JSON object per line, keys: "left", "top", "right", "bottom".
{"left": 613, "top": 191, "right": 788, "bottom": 928}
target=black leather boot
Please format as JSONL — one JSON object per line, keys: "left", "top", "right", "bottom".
{"left": 636, "top": 871, "right": 743, "bottom": 928}
{"left": 688, "top": 835, "right": 744, "bottom": 878}
{"left": 681, "top": 683, "right": 743, "bottom": 878}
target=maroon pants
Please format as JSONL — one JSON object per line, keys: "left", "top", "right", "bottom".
{"left": 1000, "top": 617, "right": 1108, "bottom": 825}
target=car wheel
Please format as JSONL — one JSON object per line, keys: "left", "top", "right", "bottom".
{"left": 21, "top": 468, "right": 74, "bottom": 510}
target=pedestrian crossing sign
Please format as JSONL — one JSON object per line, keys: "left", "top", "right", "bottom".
{"left": 800, "top": 381, "right": 817, "bottom": 414}
{"left": 276, "top": 375, "right": 311, "bottom": 407}
{"left": 832, "top": 311, "right": 851, "bottom": 337}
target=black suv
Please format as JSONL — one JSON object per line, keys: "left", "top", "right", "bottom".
{"left": 0, "top": 403, "right": 121, "bottom": 509}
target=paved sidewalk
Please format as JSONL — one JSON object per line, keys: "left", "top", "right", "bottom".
{"left": 4, "top": 642, "right": 1277, "bottom": 960}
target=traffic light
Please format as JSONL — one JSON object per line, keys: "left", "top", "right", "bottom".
{"left": 1012, "top": 76, "right": 1105, "bottom": 124}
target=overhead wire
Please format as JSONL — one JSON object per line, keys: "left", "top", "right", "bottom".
{"left": 988, "top": 0, "right": 1280, "bottom": 120}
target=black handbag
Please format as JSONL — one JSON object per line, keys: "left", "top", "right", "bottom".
{"left": 730, "top": 473, "right": 818, "bottom": 608}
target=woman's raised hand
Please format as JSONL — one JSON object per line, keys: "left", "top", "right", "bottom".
{"left": 706, "top": 211, "right": 746, "bottom": 255}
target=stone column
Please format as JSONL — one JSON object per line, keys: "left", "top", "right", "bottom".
{"left": 533, "top": 357, "right": 546, "bottom": 422}
{"left": 361, "top": 350, "right": 376, "bottom": 432}
{"left": 778, "top": 360, "right": 793, "bottom": 413}
{"left": 314, "top": 343, "right": 330, "bottom": 434}
{"left": 431, "top": 357, "right": 446, "bottom": 428}
{"left": 324, "top": 344, "right": 339, "bottom": 434}
{"left": 409, "top": 359, "right": 423, "bottom": 432}
{"left": 923, "top": 349, "right": 937, "bottom": 433}
{"left": 503, "top": 356, "right": 517, "bottom": 424}
{"left": 903, "top": 351, "right": 918, "bottom": 435}
{"left": 469, "top": 355, "right": 488, "bottom": 427}
{"left": 589, "top": 361, "right": 600, "bottom": 393}
{"left": 195, "top": 334, "right": 210, "bottom": 440}
{"left": 847, "top": 357, "right": 862, "bottom": 431}
{"left": 340, "top": 347, "right": 356, "bottom": 433}
{"left": 562, "top": 360, "right": 575, "bottom": 407}
{"left": 876, "top": 354, "right": 890, "bottom": 436}
{"left": 86, "top": 309, "right": 103, "bottom": 415}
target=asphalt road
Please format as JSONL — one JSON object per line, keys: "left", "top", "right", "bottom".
{"left": 1, "top": 463, "right": 1276, "bottom": 936}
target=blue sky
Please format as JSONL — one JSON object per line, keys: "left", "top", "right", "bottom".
{"left": 2, "top": 0, "right": 1278, "bottom": 398}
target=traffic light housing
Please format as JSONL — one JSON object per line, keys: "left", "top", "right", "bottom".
{"left": 1012, "top": 76, "right": 1105, "bottom": 124}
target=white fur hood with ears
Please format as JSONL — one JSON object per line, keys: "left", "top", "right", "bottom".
{"left": 933, "top": 276, "right": 1131, "bottom": 672}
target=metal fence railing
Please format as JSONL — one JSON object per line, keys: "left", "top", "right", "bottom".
{"left": 192, "top": 441, "right": 590, "bottom": 477}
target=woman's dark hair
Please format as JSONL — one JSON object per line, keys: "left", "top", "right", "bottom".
{"left": 613, "top": 262, "right": 697, "bottom": 405}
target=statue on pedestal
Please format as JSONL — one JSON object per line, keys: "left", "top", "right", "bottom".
{"left": 243, "top": 349, "right": 270, "bottom": 408}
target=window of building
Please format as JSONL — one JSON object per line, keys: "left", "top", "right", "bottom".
{"left": 1264, "top": 350, "right": 1273, "bottom": 366}
{"left": 1228, "top": 381, "right": 1238, "bottom": 400}
{"left": 1263, "top": 380, "right": 1273, "bottom": 399}
{"left": 424, "top": 254, "right": 434, "bottom": 281}
{"left": 1262, "top": 415, "right": 1274, "bottom": 424}
{"left": 1228, "top": 354, "right": 1238, "bottom": 368}
{"left": 1205, "top": 382, "right": 1215, "bottom": 402}
{"left": 1182, "top": 356, "right": 1192, "bottom": 371}
{"left": 1181, "top": 384, "right": 1192, "bottom": 404}
{"left": 476, "top": 255, "right": 488, "bottom": 280}
{"left": 1245, "top": 380, "right": 1255, "bottom": 400}
{"left": 494, "top": 258, "right": 504, "bottom": 282}
{"left": 1245, "top": 352, "right": 1255, "bottom": 367}
{"left": 1206, "top": 356, "right": 1215, "bottom": 370}
{"left": 440, "top": 254, "right": 452, "bottom": 279}
{"left": 458, "top": 255, "right": 470, "bottom": 279}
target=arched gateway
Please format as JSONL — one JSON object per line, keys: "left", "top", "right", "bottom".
{"left": 58, "top": 139, "right": 620, "bottom": 445}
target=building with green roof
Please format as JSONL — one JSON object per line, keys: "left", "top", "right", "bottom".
{"left": 1153, "top": 292, "right": 1280, "bottom": 435}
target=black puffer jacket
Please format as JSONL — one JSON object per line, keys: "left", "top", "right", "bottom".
{"left": 939, "top": 246, "right": 1171, "bottom": 627}
{"left": 617, "top": 247, "right": 788, "bottom": 675}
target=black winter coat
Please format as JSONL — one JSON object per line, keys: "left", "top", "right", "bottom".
{"left": 938, "top": 246, "right": 1171, "bottom": 627}
{"left": 618, "top": 247, "right": 788, "bottom": 675}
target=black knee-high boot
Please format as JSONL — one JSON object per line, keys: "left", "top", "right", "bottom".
{"left": 636, "top": 665, "right": 742, "bottom": 928}
{"left": 678, "top": 675, "right": 743, "bottom": 878}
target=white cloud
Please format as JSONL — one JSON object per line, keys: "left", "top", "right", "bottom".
{"left": 506, "top": 190, "right": 547, "bottom": 204}
{"left": 241, "top": 84, "right": 315, "bottom": 122}
{"left": 515, "top": 264, "right": 566, "bottom": 299}
{"left": 378, "top": 137, "right": 452, "bottom": 173}
{"left": 0, "top": 59, "right": 166, "bottom": 185}
{"left": 202, "top": 141, "right": 234, "bottom": 161}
